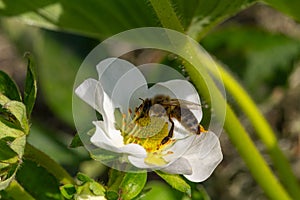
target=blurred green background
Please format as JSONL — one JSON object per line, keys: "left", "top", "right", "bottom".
{"left": 1, "top": 2, "right": 300, "bottom": 199}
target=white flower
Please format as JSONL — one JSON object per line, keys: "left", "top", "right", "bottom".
{"left": 75, "top": 58, "right": 222, "bottom": 182}
{"left": 76, "top": 195, "right": 106, "bottom": 200}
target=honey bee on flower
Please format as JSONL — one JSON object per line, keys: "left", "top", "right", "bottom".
{"left": 75, "top": 58, "right": 222, "bottom": 182}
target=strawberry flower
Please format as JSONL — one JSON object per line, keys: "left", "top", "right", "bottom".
{"left": 75, "top": 58, "right": 222, "bottom": 182}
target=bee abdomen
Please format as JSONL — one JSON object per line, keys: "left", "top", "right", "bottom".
{"left": 172, "top": 107, "right": 200, "bottom": 135}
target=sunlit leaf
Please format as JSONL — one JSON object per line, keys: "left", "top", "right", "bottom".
{"left": 141, "top": 181, "right": 178, "bottom": 200}
{"left": 0, "top": 118, "right": 24, "bottom": 139}
{"left": 155, "top": 171, "right": 191, "bottom": 196}
{"left": 60, "top": 184, "right": 76, "bottom": 200}
{"left": 0, "top": 163, "right": 18, "bottom": 191}
{"left": 0, "top": 0, "right": 253, "bottom": 40}
{"left": 0, "top": 98, "right": 29, "bottom": 134}
{"left": 0, "top": 0, "right": 157, "bottom": 39}
{"left": 77, "top": 172, "right": 93, "bottom": 183}
{"left": 119, "top": 172, "right": 147, "bottom": 200}
{"left": 106, "top": 169, "right": 147, "bottom": 200}
{"left": 0, "top": 135, "right": 25, "bottom": 191}
{"left": 0, "top": 137, "right": 18, "bottom": 163}
{"left": 89, "top": 181, "right": 105, "bottom": 196}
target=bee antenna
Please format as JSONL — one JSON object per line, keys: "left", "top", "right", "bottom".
{"left": 139, "top": 98, "right": 144, "bottom": 102}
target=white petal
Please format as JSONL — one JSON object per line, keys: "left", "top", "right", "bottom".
{"left": 75, "top": 78, "right": 102, "bottom": 113}
{"left": 149, "top": 80, "right": 202, "bottom": 121}
{"left": 128, "top": 156, "right": 157, "bottom": 169}
{"left": 163, "top": 134, "right": 195, "bottom": 162}
{"left": 115, "top": 143, "right": 147, "bottom": 158}
{"left": 184, "top": 131, "right": 220, "bottom": 158}
{"left": 161, "top": 157, "right": 192, "bottom": 175}
{"left": 110, "top": 67, "right": 148, "bottom": 113}
{"left": 99, "top": 89, "right": 118, "bottom": 131}
{"left": 182, "top": 132, "right": 223, "bottom": 182}
{"left": 97, "top": 58, "right": 136, "bottom": 97}
{"left": 92, "top": 121, "right": 123, "bottom": 147}
{"left": 91, "top": 121, "right": 146, "bottom": 157}
{"left": 96, "top": 58, "right": 148, "bottom": 113}
{"left": 75, "top": 79, "right": 116, "bottom": 130}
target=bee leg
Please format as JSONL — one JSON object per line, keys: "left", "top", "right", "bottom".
{"left": 161, "top": 116, "right": 174, "bottom": 145}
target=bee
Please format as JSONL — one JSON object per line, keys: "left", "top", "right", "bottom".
{"left": 134, "top": 95, "right": 204, "bottom": 145}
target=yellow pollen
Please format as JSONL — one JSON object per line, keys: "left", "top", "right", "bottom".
{"left": 115, "top": 108, "right": 177, "bottom": 166}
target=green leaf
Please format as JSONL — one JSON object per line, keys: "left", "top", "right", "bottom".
{"left": 0, "top": 163, "right": 19, "bottom": 191}
{"left": 0, "top": 98, "right": 29, "bottom": 134}
{"left": 27, "top": 123, "right": 88, "bottom": 166}
{"left": 106, "top": 169, "right": 147, "bottom": 200}
{"left": 9, "top": 135, "right": 26, "bottom": 158}
{"left": 201, "top": 25, "right": 300, "bottom": 101}
{"left": 263, "top": 0, "right": 300, "bottom": 22}
{"left": 23, "top": 52, "right": 37, "bottom": 119}
{"left": 23, "top": 143, "right": 75, "bottom": 185}
{"left": 69, "top": 133, "right": 83, "bottom": 148}
{"left": 0, "top": 135, "right": 26, "bottom": 190}
{"left": 89, "top": 181, "right": 105, "bottom": 196}
{"left": 16, "top": 159, "right": 64, "bottom": 200}
{"left": 0, "top": 0, "right": 253, "bottom": 40}
{"left": 77, "top": 172, "right": 93, "bottom": 183}
{"left": 0, "top": 137, "right": 18, "bottom": 163}
{"left": 142, "top": 181, "right": 180, "bottom": 200}
{"left": 0, "top": 71, "right": 21, "bottom": 102}
{"left": 0, "top": 134, "right": 26, "bottom": 191}
{"left": 0, "top": 119, "right": 24, "bottom": 140}
{"left": 149, "top": 0, "right": 254, "bottom": 40}
{"left": 60, "top": 173, "right": 106, "bottom": 199}
{"left": 0, "top": 0, "right": 157, "bottom": 39}
{"left": 155, "top": 171, "right": 191, "bottom": 196}
{"left": 60, "top": 184, "right": 76, "bottom": 199}
{"left": 36, "top": 32, "right": 80, "bottom": 126}
{"left": 119, "top": 172, "right": 147, "bottom": 200}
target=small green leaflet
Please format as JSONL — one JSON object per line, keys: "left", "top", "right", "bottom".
{"left": 155, "top": 170, "right": 191, "bottom": 197}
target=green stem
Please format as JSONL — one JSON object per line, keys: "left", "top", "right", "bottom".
{"left": 149, "top": 1, "right": 293, "bottom": 198}
{"left": 223, "top": 105, "right": 292, "bottom": 200}
{"left": 217, "top": 66, "right": 300, "bottom": 199}
{"left": 184, "top": 60, "right": 291, "bottom": 200}
{"left": 149, "top": 0, "right": 184, "bottom": 33}
{"left": 2, "top": 180, "right": 35, "bottom": 200}
{"left": 24, "top": 143, "right": 75, "bottom": 185}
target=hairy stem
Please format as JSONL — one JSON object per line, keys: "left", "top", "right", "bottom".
{"left": 148, "top": 1, "right": 295, "bottom": 198}
{"left": 217, "top": 66, "right": 300, "bottom": 198}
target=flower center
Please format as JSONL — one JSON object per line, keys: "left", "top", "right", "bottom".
{"left": 114, "top": 103, "right": 176, "bottom": 165}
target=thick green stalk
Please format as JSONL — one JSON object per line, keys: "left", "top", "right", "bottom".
{"left": 223, "top": 105, "right": 292, "bottom": 200}
{"left": 24, "top": 143, "right": 75, "bottom": 185}
{"left": 149, "top": 0, "right": 294, "bottom": 198}
{"left": 2, "top": 180, "right": 35, "bottom": 200}
{"left": 183, "top": 59, "right": 291, "bottom": 200}
{"left": 217, "top": 67, "right": 300, "bottom": 198}
{"left": 149, "top": 0, "right": 184, "bottom": 33}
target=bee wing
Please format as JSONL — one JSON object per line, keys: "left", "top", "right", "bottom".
{"left": 169, "top": 99, "right": 202, "bottom": 110}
